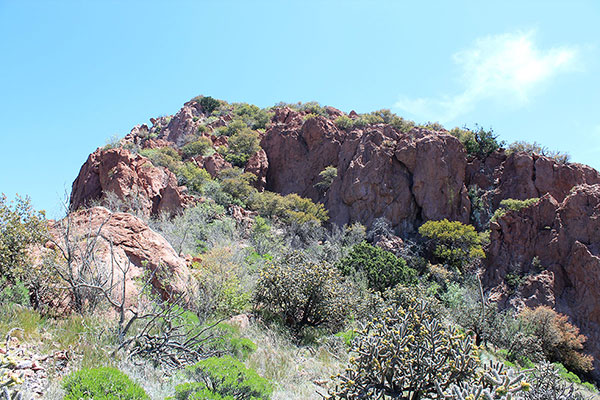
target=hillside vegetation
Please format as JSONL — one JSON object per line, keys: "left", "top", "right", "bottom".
{"left": 1, "top": 97, "right": 598, "bottom": 400}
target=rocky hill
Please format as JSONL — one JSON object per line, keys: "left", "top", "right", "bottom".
{"left": 64, "top": 96, "right": 600, "bottom": 381}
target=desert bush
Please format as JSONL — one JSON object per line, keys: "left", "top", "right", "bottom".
{"left": 232, "top": 103, "right": 272, "bottom": 130}
{"left": 255, "top": 191, "right": 328, "bottom": 225}
{"left": 314, "top": 166, "right": 337, "bottom": 192}
{"left": 491, "top": 198, "right": 540, "bottom": 222}
{"left": 254, "top": 255, "right": 355, "bottom": 333}
{"left": 0, "top": 194, "right": 46, "bottom": 284}
{"left": 140, "top": 147, "right": 181, "bottom": 172}
{"left": 176, "top": 162, "right": 212, "bottom": 193}
{"left": 336, "top": 242, "right": 416, "bottom": 292}
{"left": 173, "top": 356, "right": 272, "bottom": 400}
{"left": 182, "top": 137, "right": 213, "bottom": 159}
{"left": 334, "top": 115, "right": 354, "bottom": 130}
{"left": 328, "top": 301, "right": 479, "bottom": 399}
{"left": 371, "top": 109, "right": 415, "bottom": 133}
{"left": 419, "top": 219, "right": 485, "bottom": 272}
{"left": 352, "top": 113, "right": 384, "bottom": 127}
{"left": 218, "top": 168, "right": 260, "bottom": 208}
{"left": 523, "top": 361, "right": 589, "bottom": 400}
{"left": 192, "top": 247, "right": 252, "bottom": 318}
{"left": 193, "top": 96, "right": 221, "bottom": 115}
{"left": 507, "top": 140, "right": 571, "bottom": 164}
{"left": 450, "top": 125, "right": 503, "bottom": 158}
{"left": 62, "top": 367, "right": 149, "bottom": 400}
{"left": 223, "top": 129, "right": 261, "bottom": 167}
{"left": 213, "top": 323, "right": 258, "bottom": 361}
{"left": 215, "top": 119, "right": 248, "bottom": 137}
{"left": 520, "top": 306, "right": 593, "bottom": 373}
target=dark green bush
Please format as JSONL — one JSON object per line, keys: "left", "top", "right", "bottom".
{"left": 62, "top": 367, "right": 149, "bottom": 400}
{"left": 507, "top": 140, "right": 571, "bottom": 164}
{"left": 337, "top": 242, "right": 416, "bottom": 292}
{"left": 182, "top": 137, "right": 213, "bottom": 159}
{"left": 232, "top": 103, "right": 272, "bottom": 130}
{"left": 418, "top": 219, "right": 485, "bottom": 272}
{"left": 334, "top": 115, "right": 354, "bottom": 130}
{"left": 173, "top": 356, "right": 272, "bottom": 400}
{"left": 194, "top": 96, "right": 221, "bottom": 115}
{"left": 215, "top": 119, "right": 247, "bottom": 137}
{"left": 450, "top": 125, "right": 503, "bottom": 158}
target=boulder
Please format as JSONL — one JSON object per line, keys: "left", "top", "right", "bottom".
{"left": 244, "top": 149, "right": 269, "bottom": 191}
{"left": 41, "top": 207, "right": 191, "bottom": 311}
{"left": 70, "top": 148, "right": 190, "bottom": 217}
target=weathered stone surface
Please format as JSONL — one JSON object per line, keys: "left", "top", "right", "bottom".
{"left": 245, "top": 149, "right": 269, "bottom": 191}
{"left": 484, "top": 184, "right": 600, "bottom": 376}
{"left": 194, "top": 153, "right": 232, "bottom": 178}
{"left": 43, "top": 206, "right": 191, "bottom": 310}
{"left": 70, "top": 148, "right": 190, "bottom": 217}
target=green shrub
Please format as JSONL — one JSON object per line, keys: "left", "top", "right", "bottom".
{"left": 223, "top": 129, "right": 260, "bottom": 167}
{"left": 254, "top": 255, "right": 354, "bottom": 333}
{"left": 491, "top": 198, "right": 540, "bottom": 222}
{"left": 63, "top": 367, "right": 149, "bottom": 400}
{"left": 0, "top": 278, "right": 29, "bottom": 305}
{"left": 352, "top": 113, "right": 384, "bottom": 127}
{"left": 329, "top": 301, "right": 479, "bottom": 399}
{"left": 418, "top": 219, "right": 485, "bottom": 272}
{"left": 215, "top": 119, "right": 247, "bottom": 137}
{"left": 214, "top": 323, "right": 257, "bottom": 361}
{"left": 176, "top": 162, "right": 212, "bottom": 193}
{"left": 231, "top": 103, "right": 272, "bottom": 130}
{"left": 218, "top": 168, "right": 259, "bottom": 208}
{"left": 140, "top": 147, "right": 182, "bottom": 172}
{"left": 255, "top": 191, "right": 328, "bottom": 225}
{"left": 507, "top": 140, "right": 571, "bottom": 164}
{"left": 450, "top": 125, "right": 503, "bottom": 158}
{"left": 194, "top": 96, "right": 221, "bottom": 115}
{"left": 314, "top": 166, "right": 337, "bottom": 192}
{"left": 182, "top": 138, "right": 213, "bottom": 159}
{"left": 370, "top": 109, "right": 415, "bottom": 133}
{"left": 337, "top": 242, "right": 416, "bottom": 292}
{"left": 334, "top": 115, "right": 354, "bottom": 130}
{"left": 173, "top": 356, "right": 272, "bottom": 400}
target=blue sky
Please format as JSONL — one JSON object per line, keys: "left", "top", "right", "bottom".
{"left": 1, "top": 1, "right": 599, "bottom": 217}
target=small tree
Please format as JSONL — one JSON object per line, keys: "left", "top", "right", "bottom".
{"left": 223, "top": 129, "right": 260, "bottom": 167}
{"left": 520, "top": 306, "right": 593, "bottom": 373}
{"left": 254, "top": 255, "right": 354, "bottom": 333}
{"left": 418, "top": 219, "right": 485, "bottom": 272}
{"left": 314, "top": 166, "right": 338, "bottom": 193}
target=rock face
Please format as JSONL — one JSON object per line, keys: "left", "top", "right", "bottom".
{"left": 43, "top": 206, "right": 191, "bottom": 311}
{"left": 484, "top": 184, "right": 600, "bottom": 376}
{"left": 261, "top": 109, "right": 470, "bottom": 233}
{"left": 70, "top": 148, "right": 190, "bottom": 217}
{"left": 244, "top": 149, "right": 269, "bottom": 191}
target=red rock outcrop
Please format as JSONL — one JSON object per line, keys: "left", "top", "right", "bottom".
{"left": 244, "top": 149, "right": 269, "bottom": 191}
{"left": 261, "top": 112, "right": 470, "bottom": 232}
{"left": 193, "top": 153, "right": 232, "bottom": 178}
{"left": 484, "top": 184, "right": 600, "bottom": 375}
{"left": 41, "top": 206, "right": 191, "bottom": 311}
{"left": 70, "top": 148, "right": 190, "bottom": 217}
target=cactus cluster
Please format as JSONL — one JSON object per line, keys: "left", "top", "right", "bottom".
{"left": 328, "top": 300, "right": 480, "bottom": 399}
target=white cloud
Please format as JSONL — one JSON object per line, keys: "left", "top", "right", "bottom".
{"left": 395, "top": 30, "right": 578, "bottom": 123}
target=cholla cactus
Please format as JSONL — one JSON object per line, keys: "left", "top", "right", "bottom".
{"left": 522, "top": 361, "right": 588, "bottom": 400}
{"left": 0, "top": 354, "right": 24, "bottom": 400}
{"left": 437, "top": 361, "right": 528, "bottom": 400}
{"left": 329, "top": 301, "right": 480, "bottom": 399}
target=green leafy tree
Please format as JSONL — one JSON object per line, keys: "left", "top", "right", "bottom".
{"left": 450, "top": 125, "right": 503, "bottom": 158}
{"left": 337, "top": 242, "right": 416, "bottom": 292}
{"left": 0, "top": 194, "right": 46, "bottom": 283}
{"left": 418, "top": 219, "right": 485, "bottom": 272}
{"left": 195, "top": 96, "right": 221, "bottom": 115}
